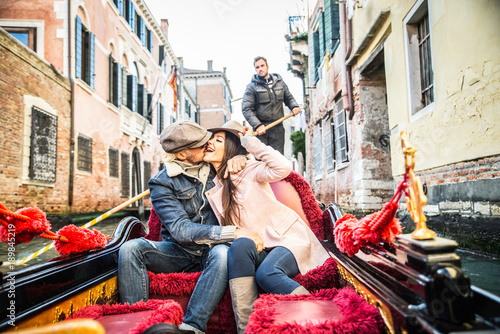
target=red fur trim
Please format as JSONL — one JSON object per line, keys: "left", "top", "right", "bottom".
{"left": 0, "top": 206, "right": 50, "bottom": 245}
{"left": 293, "top": 258, "right": 339, "bottom": 291}
{"left": 145, "top": 207, "right": 162, "bottom": 241}
{"left": 284, "top": 170, "right": 325, "bottom": 240}
{"left": 54, "top": 225, "right": 108, "bottom": 256}
{"left": 69, "top": 299, "right": 183, "bottom": 334}
{"left": 246, "top": 287, "right": 384, "bottom": 334}
{"left": 148, "top": 271, "right": 201, "bottom": 296}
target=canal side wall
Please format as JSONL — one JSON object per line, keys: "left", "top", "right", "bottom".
{"left": 0, "top": 28, "right": 71, "bottom": 214}
{"left": 397, "top": 154, "right": 500, "bottom": 255}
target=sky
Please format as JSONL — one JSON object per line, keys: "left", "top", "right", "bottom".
{"left": 145, "top": 0, "right": 307, "bottom": 121}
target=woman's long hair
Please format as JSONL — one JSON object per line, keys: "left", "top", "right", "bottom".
{"left": 216, "top": 131, "right": 248, "bottom": 226}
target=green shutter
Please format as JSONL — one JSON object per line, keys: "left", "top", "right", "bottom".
{"left": 318, "top": 11, "right": 325, "bottom": 60}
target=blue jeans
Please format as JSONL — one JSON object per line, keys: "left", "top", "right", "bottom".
{"left": 118, "top": 238, "right": 229, "bottom": 332}
{"left": 227, "top": 238, "right": 300, "bottom": 294}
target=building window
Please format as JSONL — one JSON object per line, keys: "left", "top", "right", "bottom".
{"left": 313, "top": 123, "right": 322, "bottom": 177}
{"left": 109, "top": 147, "right": 119, "bottom": 178}
{"left": 127, "top": 75, "right": 138, "bottom": 112}
{"left": 143, "top": 160, "right": 151, "bottom": 198}
{"left": 109, "top": 55, "right": 121, "bottom": 108}
{"left": 113, "top": 0, "right": 124, "bottom": 16}
{"left": 125, "top": 0, "right": 135, "bottom": 32}
{"left": 404, "top": 0, "right": 434, "bottom": 117}
{"left": 417, "top": 14, "right": 433, "bottom": 107}
{"left": 333, "top": 100, "right": 348, "bottom": 164}
{"left": 157, "top": 102, "right": 165, "bottom": 135}
{"left": 75, "top": 16, "right": 95, "bottom": 88}
{"left": 29, "top": 106, "right": 57, "bottom": 183}
{"left": 121, "top": 152, "right": 130, "bottom": 197}
{"left": 146, "top": 29, "right": 153, "bottom": 53}
{"left": 5, "top": 27, "right": 36, "bottom": 51}
{"left": 121, "top": 67, "right": 128, "bottom": 107}
{"left": 147, "top": 93, "right": 153, "bottom": 123}
{"left": 309, "top": 0, "right": 340, "bottom": 85}
{"left": 323, "top": 116, "right": 334, "bottom": 171}
{"left": 77, "top": 134, "right": 92, "bottom": 173}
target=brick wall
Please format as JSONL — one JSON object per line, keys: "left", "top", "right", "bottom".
{"left": 0, "top": 29, "right": 71, "bottom": 214}
{"left": 397, "top": 154, "right": 500, "bottom": 217}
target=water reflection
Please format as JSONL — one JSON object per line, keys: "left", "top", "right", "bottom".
{"left": 457, "top": 249, "right": 500, "bottom": 297}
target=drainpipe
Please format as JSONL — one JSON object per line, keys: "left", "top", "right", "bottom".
{"left": 343, "top": 3, "right": 354, "bottom": 120}
{"left": 67, "top": 0, "right": 75, "bottom": 210}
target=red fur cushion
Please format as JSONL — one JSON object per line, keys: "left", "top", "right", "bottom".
{"left": 246, "top": 287, "right": 384, "bottom": 334}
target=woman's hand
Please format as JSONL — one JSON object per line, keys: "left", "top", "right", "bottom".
{"left": 224, "top": 155, "right": 247, "bottom": 178}
{"left": 235, "top": 228, "right": 264, "bottom": 252}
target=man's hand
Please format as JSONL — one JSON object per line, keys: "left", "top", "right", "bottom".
{"left": 224, "top": 155, "right": 247, "bottom": 178}
{"left": 292, "top": 107, "right": 301, "bottom": 116}
{"left": 256, "top": 124, "right": 266, "bottom": 135}
{"left": 235, "top": 228, "right": 264, "bottom": 252}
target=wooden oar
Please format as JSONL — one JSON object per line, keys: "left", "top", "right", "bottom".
{"left": 17, "top": 189, "right": 151, "bottom": 265}
{"left": 252, "top": 113, "right": 295, "bottom": 136}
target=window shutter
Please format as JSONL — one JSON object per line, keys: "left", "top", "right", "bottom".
{"left": 158, "top": 45, "right": 164, "bottom": 66}
{"left": 140, "top": 19, "right": 146, "bottom": 45}
{"left": 147, "top": 93, "right": 153, "bottom": 123}
{"left": 116, "top": 63, "right": 122, "bottom": 108}
{"left": 75, "top": 16, "right": 82, "bottom": 79}
{"left": 117, "top": 0, "right": 123, "bottom": 16}
{"left": 318, "top": 11, "right": 325, "bottom": 60}
{"left": 90, "top": 32, "right": 95, "bottom": 89}
{"left": 324, "top": 0, "right": 332, "bottom": 51}
{"left": 143, "top": 89, "right": 148, "bottom": 119}
{"left": 108, "top": 56, "right": 113, "bottom": 102}
{"left": 121, "top": 67, "right": 127, "bottom": 107}
{"left": 129, "top": 4, "right": 135, "bottom": 32}
{"left": 157, "top": 101, "right": 162, "bottom": 135}
{"left": 132, "top": 75, "right": 137, "bottom": 112}
{"left": 138, "top": 84, "right": 144, "bottom": 116}
{"left": 147, "top": 29, "right": 153, "bottom": 53}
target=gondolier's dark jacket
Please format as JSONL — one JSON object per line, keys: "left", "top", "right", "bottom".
{"left": 242, "top": 73, "right": 299, "bottom": 131}
{"left": 149, "top": 161, "right": 236, "bottom": 254}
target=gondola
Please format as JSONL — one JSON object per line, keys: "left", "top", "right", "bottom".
{"left": 1, "top": 136, "right": 500, "bottom": 334}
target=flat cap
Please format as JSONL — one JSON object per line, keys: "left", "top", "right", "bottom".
{"left": 160, "top": 121, "right": 212, "bottom": 153}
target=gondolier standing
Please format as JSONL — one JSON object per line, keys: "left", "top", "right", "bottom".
{"left": 242, "top": 56, "right": 301, "bottom": 154}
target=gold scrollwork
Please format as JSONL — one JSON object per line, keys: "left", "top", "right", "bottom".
{"left": 336, "top": 263, "right": 395, "bottom": 334}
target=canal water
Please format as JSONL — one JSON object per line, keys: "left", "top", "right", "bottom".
{"left": 1, "top": 217, "right": 499, "bottom": 296}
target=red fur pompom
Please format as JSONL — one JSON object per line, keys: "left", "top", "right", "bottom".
{"left": 54, "top": 224, "right": 108, "bottom": 256}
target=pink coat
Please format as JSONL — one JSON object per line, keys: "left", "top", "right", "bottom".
{"left": 205, "top": 137, "right": 330, "bottom": 274}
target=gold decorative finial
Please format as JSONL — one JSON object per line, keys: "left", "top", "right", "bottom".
{"left": 401, "top": 131, "right": 436, "bottom": 240}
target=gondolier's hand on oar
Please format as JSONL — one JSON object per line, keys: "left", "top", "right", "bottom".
{"left": 235, "top": 228, "right": 264, "bottom": 253}
{"left": 252, "top": 110, "right": 300, "bottom": 136}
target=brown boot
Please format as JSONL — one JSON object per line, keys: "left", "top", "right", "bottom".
{"left": 229, "top": 276, "right": 259, "bottom": 334}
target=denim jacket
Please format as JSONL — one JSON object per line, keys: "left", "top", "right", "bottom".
{"left": 149, "top": 161, "right": 236, "bottom": 253}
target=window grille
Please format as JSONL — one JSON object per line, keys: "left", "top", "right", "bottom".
{"left": 121, "top": 152, "right": 130, "bottom": 197}
{"left": 29, "top": 106, "right": 58, "bottom": 182}
{"left": 77, "top": 134, "right": 92, "bottom": 172}
{"left": 109, "top": 147, "right": 119, "bottom": 178}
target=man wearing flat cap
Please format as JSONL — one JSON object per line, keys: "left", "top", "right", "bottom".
{"left": 118, "top": 121, "right": 261, "bottom": 334}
